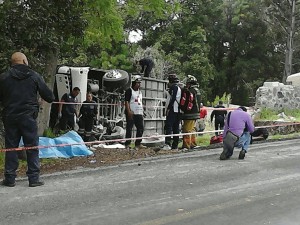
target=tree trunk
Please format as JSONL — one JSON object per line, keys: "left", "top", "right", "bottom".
{"left": 283, "top": 0, "right": 296, "bottom": 83}
{"left": 0, "top": 117, "right": 4, "bottom": 149}
{"left": 37, "top": 50, "right": 58, "bottom": 136}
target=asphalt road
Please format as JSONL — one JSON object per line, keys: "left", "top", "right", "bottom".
{"left": 1, "top": 139, "right": 300, "bottom": 225}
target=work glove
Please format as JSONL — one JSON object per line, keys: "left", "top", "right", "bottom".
{"left": 58, "top": 112, "right": 62, "bottom": 119}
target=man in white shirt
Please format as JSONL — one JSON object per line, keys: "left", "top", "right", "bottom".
{"left": 124, "top": 75, "right": 145, "bottom": 150}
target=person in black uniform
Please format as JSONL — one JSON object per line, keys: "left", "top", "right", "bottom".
{"left": 58, "top": 87, "right": 80, "bottom": 131}
{"left": 0, "top": 52, "right": 55, "bottom": 187}
{"left": 78, "top": 92, "right": 98, "bottom": 142}
{"left": 161, "top": 74, "right": 181, "bottom": 151}
{"left": 137, "top": 58, "right": 154, "bottom": 77}
{"left": 210, "top": 101, "right": 227, "bottom": 136}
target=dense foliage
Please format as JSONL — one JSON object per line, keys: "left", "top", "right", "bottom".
{"left": 1, "top": 0, "right": 300, "bottom": 105}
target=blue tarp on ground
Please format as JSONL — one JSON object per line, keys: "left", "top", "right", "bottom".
{"left": 38, "top": 131, "right": 93, "bottom": 158}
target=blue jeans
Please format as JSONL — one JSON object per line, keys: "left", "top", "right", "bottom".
{"left": 223, "top": 131, "right": 251, "bottom": 158}
{"left": 235, "top": 131, "right": 251, "bottom": 151}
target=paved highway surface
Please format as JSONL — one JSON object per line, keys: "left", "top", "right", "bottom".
{"left": 1, "top": 139, "right": 300, "bottom": 225}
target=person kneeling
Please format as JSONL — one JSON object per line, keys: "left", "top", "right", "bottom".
{"left": 220, "top": 106, "right": 255, "bottom": 160}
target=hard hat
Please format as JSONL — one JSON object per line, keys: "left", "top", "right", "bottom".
{"left": 168, "top": 74, "right": 179, "bottom": 83}
{"left": 186, "top": 75, "right": 197, "bottom": 84}
{"left": 131, "top": 74, "right": 142, "bottom": 82}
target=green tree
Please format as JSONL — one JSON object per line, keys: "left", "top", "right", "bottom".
{"left": 0, "top": 0, "right": 86, "bottom": 74}
{"left": 137, "top": 0, "right": 216, "bottom": 102}
{"left": 208, "top": 0, "right": 283, "bottom": 105}
{"left": 0, "top": 0, "right": 177, "bottom": 134}
{"left": 264, "top": 0, "right": 300, "bottom": 83}
{"left": 0, "top": 0, "right": 86, "bottom": 133}
{"left": 59, "top": 0, "right": 175, "bottom": 71}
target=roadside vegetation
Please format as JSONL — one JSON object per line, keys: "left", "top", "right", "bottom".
{"left": 258, "top": 108, "right": 300, "bottom": 121}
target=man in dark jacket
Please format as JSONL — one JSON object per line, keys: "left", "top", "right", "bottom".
{"left": 78, "top": 92, "right": 98, "bottom": 142}
{"left": 210, "top": 101, "right": 227, "bottom": 136}
{"left": 181, "top": 75, "right": 201, "bottom": 150}
{"left": 0, "top": 52, "right": 55, "bottom": 187}
{"left": 58, "top": 87, "right": 80, "bottom": 131}
{"left": 137, "top": 58, "right": 154, "bottom": 77}
{"left": 161, "top": 74, "right": 181, "bottom": 151}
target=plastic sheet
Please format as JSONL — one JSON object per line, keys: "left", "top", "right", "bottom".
{"left": 39, "top": 131, "right": 93, "bottom": 158}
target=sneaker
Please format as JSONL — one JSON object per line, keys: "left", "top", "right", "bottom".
{"left": 161, "top": 144, "right": 171, "bottom": 151}
{"left": 1, "top": 179, "right": 16, "bottom": 187}
{"left": 29, "top": 180, "right": 45, "bottom": 187}
{"left": 238, "top": 149, "right": 246, "bottom": 160}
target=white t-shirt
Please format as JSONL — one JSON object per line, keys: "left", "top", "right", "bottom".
{"left": 129, "top": 88, "right": 143, "bottom": 115}
{"left": 166, "top": 85, "right": 181, "bottom": 113}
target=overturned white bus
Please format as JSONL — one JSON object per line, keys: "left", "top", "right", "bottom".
{"left": 49, "top": 66, "right": 167, "bottom": 145}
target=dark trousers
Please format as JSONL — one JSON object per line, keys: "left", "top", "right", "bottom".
{"left": 59, "top": 114, "right": 75, "bottom": 131}
{"left": 144, "top": 65, "right": 153, "bottom": 77}
{"left": 79, "top": 117, "right": 94, "bottom": 141}
{"left": 214, "top": 118, "right": 225, "bottom": 136}
{"left": 165, "top": 110, "right": 180, "bottom": 149}
{"left": 3, "top": 114, "right": 40, "bottom": 183}
{"left": 79, "top": 117, "right": 94, "bottom": 132}
{"left": 125, "top": 114, "right": 144, "bottom": 146}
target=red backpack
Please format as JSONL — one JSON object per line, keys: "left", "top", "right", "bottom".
{"left": 210, "top": 134, "right": 223, "bottom": 144}
{"left": 179, "top": 88, "right": 194, "bottom": 113}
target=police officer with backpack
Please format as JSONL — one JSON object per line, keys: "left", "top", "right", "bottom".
{"left": 180, "top": 75, "right": 201, "bottom": 150}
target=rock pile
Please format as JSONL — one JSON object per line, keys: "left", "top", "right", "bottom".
{"left": 256, "top": 82, "right": 300, "bottom": 109}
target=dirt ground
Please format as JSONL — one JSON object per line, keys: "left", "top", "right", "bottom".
{"left": 0, "top": 146, "right": 194, "bottom": 179}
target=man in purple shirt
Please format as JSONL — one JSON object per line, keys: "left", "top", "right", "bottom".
{"left": 220, "top": 106, "right": 255, "bottom": 160}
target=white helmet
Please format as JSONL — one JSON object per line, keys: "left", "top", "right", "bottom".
{"left": 131, "top": 74, "right": 142, "bottom": 82}
{"left": 186, "top": 75, "right": 197, "bottom": 84}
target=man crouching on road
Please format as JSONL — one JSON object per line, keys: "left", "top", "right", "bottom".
{"left": 220, "top": 106, "right": 255, "bottom": 160}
